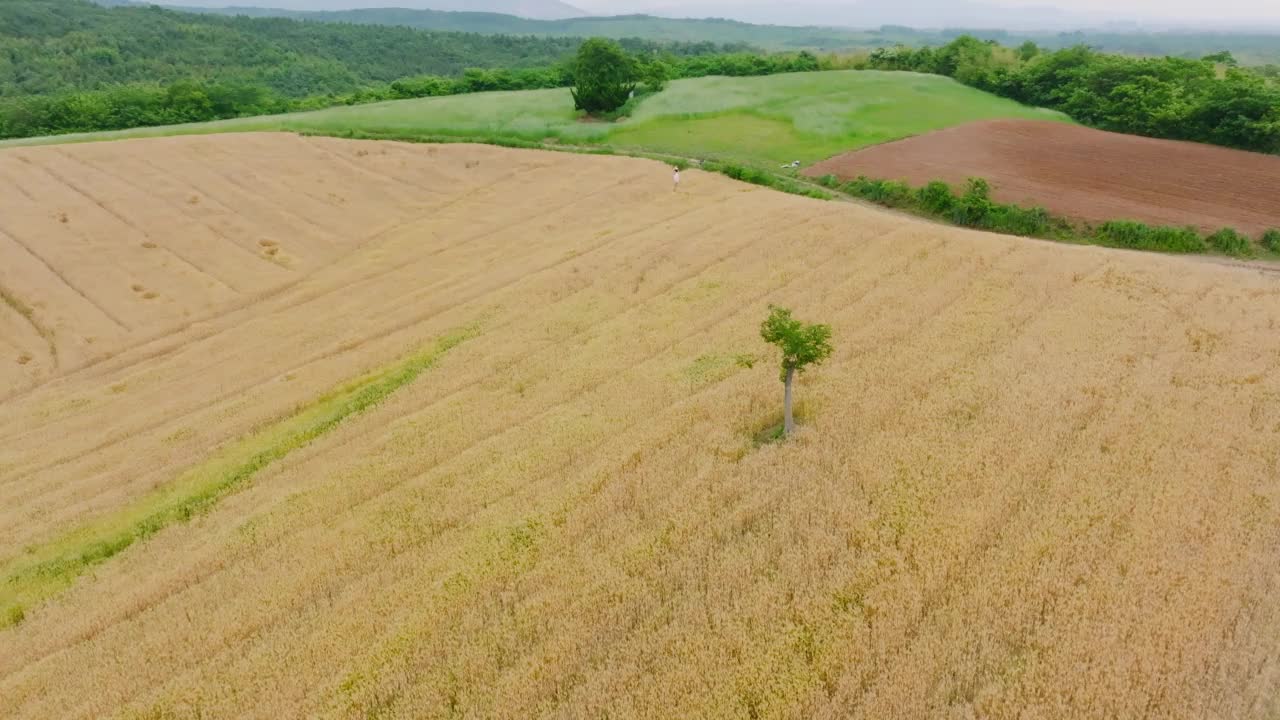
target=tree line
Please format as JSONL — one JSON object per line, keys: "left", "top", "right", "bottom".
{"left": 867, "top": 36, "right": 1280, "bottom": 154}
{"left": 1, "top": 0, "right": 751, "bottom": 98}
{"left": 0, "top": 46, "right": 821, "bottom": 140}
{"left": 2, "top": 1, "right": 575, "bottom": 97}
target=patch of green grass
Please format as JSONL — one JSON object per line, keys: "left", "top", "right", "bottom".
{"left": 2, "top": 71, "right": 1068, "bottom": 170}
{"left": 612, "top": 71, "right": 1069, "bottom": 166}
{"left": 754, "top": 422, "right": 788, "bottom": 446}
{"left": 0, "top": 325, "right": 478, "bottom": 629}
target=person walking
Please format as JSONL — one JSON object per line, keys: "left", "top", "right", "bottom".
{"left": 672, "top": 166, "right": 681, "bottom": 192}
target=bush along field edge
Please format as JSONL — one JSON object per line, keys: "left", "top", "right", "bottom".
{"left": 814, "top": 174, "right": 1280, "bottom": 259}
{"left": 310, "top": 126, "right": 1276, "bottom": 263}
{"left": 313, "top": 127, "right": 1275, "bottom": 261}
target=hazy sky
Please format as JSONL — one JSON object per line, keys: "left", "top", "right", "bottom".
{"left": 155, "top": 0, "right": 1280, "bottom": 26}
{"left": 574, "top": 0, "right": 1279, "bottom": 23}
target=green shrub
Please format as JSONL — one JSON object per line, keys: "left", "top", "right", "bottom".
{"left": 817, "top": 174, "right": 841, "bottom": 189}
{"left": 1094, "top": 220, "right": 1146, "bottom": 249}
{"left": 1094, "top": 221, "right": 1207, "bottom": 253}
{"left": 1142, "top": 226, "right": 1208, "bottom": 253}
{"left": 1261, "top": 229, "right": 1280, "bottom": 253}
{"left": 948, "top": 178, "right": 995, "bottom": 228}
{"left": 987, "top": 204, "right": 1052, "bottom": 236}
{"left": 718, "top": 164, "right": 776, "bottom": 187}
{"left": 845, "top": 176, "right": 912, "bottom": 206}
{"left": 916, "top": 181, "right": 956, "bottom": 214}
{"left": 1207, "top": 227, "right": 1253, "bottom": 257}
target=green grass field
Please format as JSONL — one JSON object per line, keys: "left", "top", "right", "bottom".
{"left": 1, "top": 71, "right": 1068, "bottom": 167}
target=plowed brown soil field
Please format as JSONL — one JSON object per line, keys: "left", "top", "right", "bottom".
{"left": 805, "top": 119, "right": 1280, "bottom": 235}
{"left": 2, "top": 133, "right": 1280, "bottom": 720}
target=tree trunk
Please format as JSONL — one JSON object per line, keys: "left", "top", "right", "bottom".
{"left": 783, "top": 365, "right": 795, "bottom": 437}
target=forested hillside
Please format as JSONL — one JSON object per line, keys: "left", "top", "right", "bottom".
{"left": 0, "top": 0, "right": 724, "bottom": 98}
{"left": 156, "top": 0, "right": 589, "bottom": 20}
{"left": 869, "top": 37, "right": 1280, "bottom": 153}
{"left": 166, "top": 5, "right": 1280, "bottom": 65}
{"left": 173, "top": 7, "right": 893, "bottom": 48}
{"left": 0, "top": 0, "right": 757, "bottom": 139}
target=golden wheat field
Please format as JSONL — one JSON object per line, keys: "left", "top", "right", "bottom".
{"left": 1, "top": 133, "right": 1279, "bottom": 719}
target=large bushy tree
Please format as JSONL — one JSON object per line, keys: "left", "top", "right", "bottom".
{"left": 570, "top": 38, "right": 638, "bottom": 115}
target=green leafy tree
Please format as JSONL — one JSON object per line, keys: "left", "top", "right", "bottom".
{"left": 760, "top": 306, "right": 834, "bottom": 437}
{"left": 640, "top": 57, "right": 673, "bottom": 93}
{"left": 570, "top": 38, "right": 637, "bottom": 115}
{"left": 1202, "top": 50, "right": 1239, "bottom": 67}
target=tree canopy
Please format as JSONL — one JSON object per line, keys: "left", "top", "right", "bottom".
{"left": 761, "top": 305, "right": 834, "bottom": 437}
{"left": 868, "top": 36, "right": 1280, "bottom": 154}
{"left": 761, "top": 306, "right": 835, "bottom": 382}
{"left": 570, "top": 38, "right": 638, "bottom": 114}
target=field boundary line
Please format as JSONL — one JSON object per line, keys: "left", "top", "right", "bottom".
{"left": 0, "top": 282, "right": 58, "bottom": 370}
{"left": 36, "top": 152, "right": 242, "bottom": 296}
{"left": 58, "top": 151, "right": 282, "bottom": 281}
{"left": 0, "top": 224, "right": 130, "bottom": 332}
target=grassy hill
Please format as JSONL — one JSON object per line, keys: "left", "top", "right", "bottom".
{"left": 1, "top": 71, "right": 1069, "bottom": 167}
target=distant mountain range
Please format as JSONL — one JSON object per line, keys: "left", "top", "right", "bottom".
{"left": 163, "top": 7, "right": 901, "bottom": 48}
{"left": 109, "top": 0, "right": 1280, "bottom": 32}
{"left": 91, "top": 0, "right": 1280, "bottom": 60}
{"left": 156, "top": 0, "right": 589, "bottom": 20}
{"left": 584, "top": 0, "right": 1279, "bottom": 31}
{"left": 594, "top": 0, "right": 1088, "bottom": 31}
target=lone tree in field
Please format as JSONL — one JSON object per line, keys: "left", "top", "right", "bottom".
{"left": 571, "top": 38, "right": 637, "bottom": 115}
{"left": 761, "top": 305, "right": 833, "bottom": 437}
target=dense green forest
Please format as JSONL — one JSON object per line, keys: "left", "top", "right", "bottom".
{"left": 868, "top": 37, "right": 1280, "bottom": 153}
{"left": 924, "top": 28, "right": 1280, "bottom": 66}
{"left": 0, "top": 48, "right": 822, "bottom": 140}
{"left": 168, "top": 5, "right": 1280, "bottom": 65}
{"left": 0, "top": 0, "right": 742, "bottom": 98}
{"left": 167, "top": 6, "right": 909, "bottom": 49}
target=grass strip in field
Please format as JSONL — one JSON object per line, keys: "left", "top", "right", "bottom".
{"left": 0, "top": 325, "right": 478, "bottom": 629}
{"left": 312, "top": 129, "right": 833, "bottom": 202}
